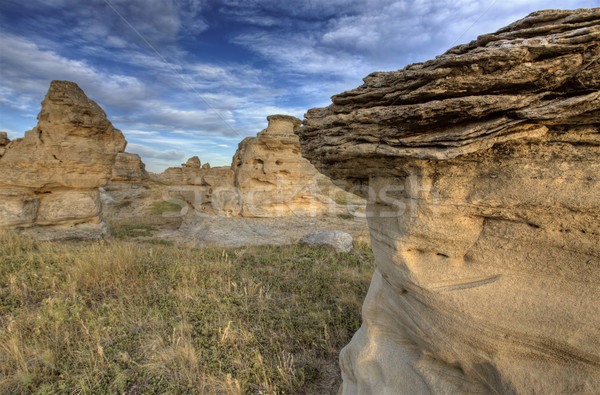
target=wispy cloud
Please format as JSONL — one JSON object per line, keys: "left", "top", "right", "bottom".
{"left": 0, "top": 33, "right": 151, "bottom": 108}
{"left": 126, "top": 143, "right": 187, "bottom": 161}
{"left": 1, "top": 0, "right": 597, "bottom": 171}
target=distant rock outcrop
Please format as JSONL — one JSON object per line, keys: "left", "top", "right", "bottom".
{"left": 110, "top": 152, "right": 147, "bottom": 184}
{"left": 232, "top": 115, "right": 326, "bottom": 217}
{"left": 148, "top": 115, "right": 328, "bottom": 217}
{"left": 0, "top": 132, "right": 9, "bottom": 158}
{"left": 148, "top": 159, "right": 237, "bottom": 215}
{"left": 150, "top": 155, "right": 229, "bottom": 186}
{"left": 298, "top": 9, "right": 600, "bottom": 394}
{"left": 183, "top": 155, "right": 201, "bottom": 168}
{"left": 0, "top": 80, "right": 126, "bottom": 239}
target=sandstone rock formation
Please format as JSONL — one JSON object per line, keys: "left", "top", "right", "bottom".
{"left": 147, "top": 159, "right": 238, "bottom": 215}
{"left": 232, "top": 115, "right": 326, "bottom": 217}
{"left": 184, "top": 155, "right": 201, "bottom": 168}
{"left": 110, "top": 152, "right": 147, "bottom": 184}
{"left": 166, "top": 166, "right": 239, "bottom": 216}
{"left": 0, "top": 81, "right": 126, "bottom": 239}
{"left": 150, "top": 156, "right": 229, "bottom": 186}
{"left": 298, "top": 9, "right": 600, "bottom": 394}
{"left": 101, "top": 152, "right": 150, "bottom": 215}
{"left": 144, "top": 116, "right": 351, "bottom": 218}
{"left": 0, "top": 132, "right": 9, "bottom": 158}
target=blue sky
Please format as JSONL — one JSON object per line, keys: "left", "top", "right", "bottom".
{"left": 1, "top": 0, "right": 598, "bottom": 172}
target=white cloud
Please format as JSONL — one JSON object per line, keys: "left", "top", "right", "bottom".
{"left": 122, "top": 130, "right": 160, "bottom": 137}
{"left": 0, "top": 33, "right": 151, "bottom": 109}
{"left": 3, "top": 0, "right": 598, "bottom": 173}
{"left": 126, "top": 143, "right": 187, "bottom": 161}
{"left": 232, "top": 0, "right": 600, "bottom": 77}
{"left": 2, "top": 129, "right": 23, "bottom": 140}
{"left": 232, "top": 32, "right": 369, "bottom": 78}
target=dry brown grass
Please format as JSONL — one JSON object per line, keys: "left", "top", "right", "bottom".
{"left": 0, "top": 231, "right": 374, "bottom": 394}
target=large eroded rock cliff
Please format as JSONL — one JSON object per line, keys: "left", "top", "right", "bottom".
{"left": 298, "top": 9, "right": 600, "bottom": 394}
{"left": 0, "top": 81, "right": 126, "bottom": 239}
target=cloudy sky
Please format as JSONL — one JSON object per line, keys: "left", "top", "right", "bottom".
{"left": 0, "top": 0, "right": 597, "bottom": 171}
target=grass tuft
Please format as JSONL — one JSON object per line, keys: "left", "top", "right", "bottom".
{"left": 336, "top": 213, "right": 353, "bottom": 220}
{"left": 110, "top": 224, "right": 157, "bottom": 238}
{"left": 117, "top": 200, "right": 132, "bottom": 209}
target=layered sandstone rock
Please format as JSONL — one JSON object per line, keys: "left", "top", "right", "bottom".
{"left": 0, "top": 81, "right": 126, "bottom": 239}
{"left": 101, "top": 152, "right": 149, "bottom": 214}
{"left": 163, "top": 166, "right": 239, "bottom": 216}
{"left": 109, "top": 152, "right": 147, "bottom": 184}
{"left": 146, "top": 117, "right": 348, "bottom": 217}
{"left": 298, "top": 9, "right": 600, "bottom": 394}
{"left": 232, "top": 115, "right": 326, "bottom": 217}
{"left": 184, "top": 155, "right": 201, "bottom": 168}
{"left": 0, "top": 132, "right": 9, "bottom": 158}
{"left": 150, "top": 156, "right": 223, "bottom": 186}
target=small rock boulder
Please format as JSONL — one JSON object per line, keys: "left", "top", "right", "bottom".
{"left": 299, "top": 230, "right": 353, "bottom": 252}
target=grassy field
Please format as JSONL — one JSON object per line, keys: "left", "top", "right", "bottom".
{"left": 0, "top": 231, "right": 374, "bottom": 394}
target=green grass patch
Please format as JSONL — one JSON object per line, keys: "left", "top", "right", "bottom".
{"left": 0, "top": 231, "right": 374, "bottom": 394}
{"left": 144, "top": 238, "right": 174, "bottom": 246}
{"left": 337, "top": 213, "right": 353, "bottom": 220}
{"left": 110, "top": 224, "right": 157, "bottom": 239}
{"left": 148, "top": 200, "right": 185, "bottom": 215}
{"left": 117, "top": 200, "right": 132, "bottom": 209}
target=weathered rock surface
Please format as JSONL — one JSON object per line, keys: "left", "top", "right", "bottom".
{"left": 0, "top": 81, "right": 126, "bottom": 239}
{"left": 109, "top": 152, "right": 147, "bottom": 184}
{"left": 138, "top": 117, "right": 356, "bottom": 218}
{"left": 184, "top": 155, "right": 201, "bottom": 168}
{"left": 150, "top": 156, "right": 230, "bottom": 187}
{"left": 0, "top": 132, "right": 9, "bottom": 157}
{"left": 299, "top": 230, "right": 353, "bottom": 253}
{"left": 101, "top": 152, "right": 151, "bottom": 217}
{"left": 298, "top": 9, "right": 600, "bottom": 394}
{"left": 232, "top": 115, "right": 326, "bottom": 217}
{"left": 147, "top": 161, "right": 238, "bottom": 216}
{"left": 162, "top": 166, "right": 240, "bottom": 216}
